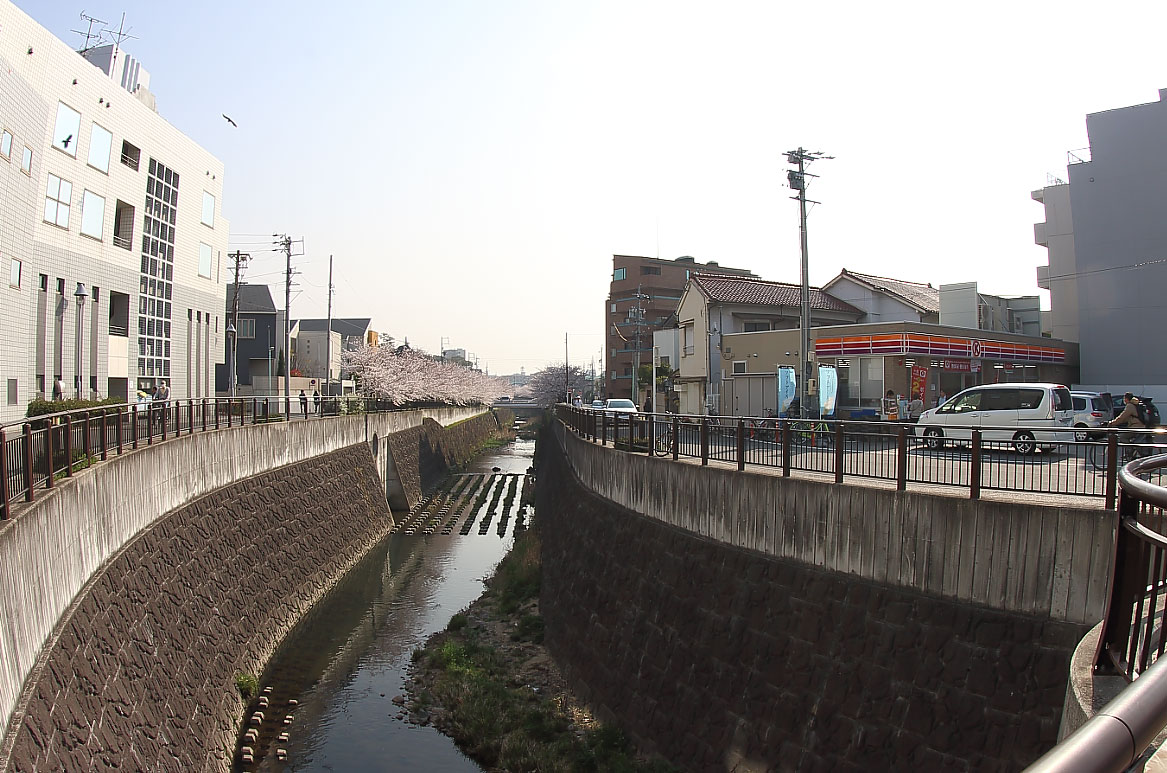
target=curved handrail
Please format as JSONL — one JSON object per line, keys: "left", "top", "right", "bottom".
{"left": 1119, "top": 452, "right": 1167, "bottom": 511}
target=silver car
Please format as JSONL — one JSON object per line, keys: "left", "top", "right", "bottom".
{"left": 603, "top": 398, "right": 638, "bottom": 415}
{"left": 1071, "top": 391, "right": 1111, "bottom": 442}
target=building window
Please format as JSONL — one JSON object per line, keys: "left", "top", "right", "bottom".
{"left": 80, "top": 190, "right": 105, "bottom": 239}
{"left": 610, "top": 303, "right": 617, "bottom": 313}
{"left": 21, "top": 146, "right": 32, "bottom": 174}
{"left": 743, "top": 321, "right": 770, "bottom": 332}
{"left": 238, "top": 318, "right": 256, "bottom": 338}
{"left": 87, "top": 123, "right": 113, "bottom": 173}
{"left": 52, "top": 102, "right": 81, "bottom": 157}
{"left": 201, "top": 191, "right": 215, "bottom": 226}
{"left": 0, "top": 130, "right": 11, "bottom": 159}
{"left": 120, "top": 140, "right": 140, "bottom": 171}
{"left": 613, "top": 267, "right": 626, "bottom": 281}
{"left": 6, "top": 379, "right": 16, "bottom": 406}
{"left": 198, "top": 243, "right": 212, "bottom": 278}
{"left": 43, "top": 174, "right": 72, "bottom": 228}
{"left": 732, "top": 361, "right": 748, "bottom": 375}
{"left": 641, "top": 266, "right": 661, "bottom": 275}
{"left": 9, "top": 258, "right": 21, "bottom": 288}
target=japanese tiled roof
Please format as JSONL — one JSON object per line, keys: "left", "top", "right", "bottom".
{"left": 836, "top": 269, "right": 940, "bottom": 314}
{"left": 690, "top": 273, "right": 861, "bottom": 314}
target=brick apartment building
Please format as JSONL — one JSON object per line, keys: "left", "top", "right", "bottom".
{"left": 605, "top": 255, "right": 753, "bottom": 402}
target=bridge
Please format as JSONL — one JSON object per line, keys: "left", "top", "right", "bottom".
{"left": 0, "top": 397, "right": 1163, "bottom": 771}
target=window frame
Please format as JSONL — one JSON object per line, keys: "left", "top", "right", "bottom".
{"left": 52, "top": 102, "right": 82, "bottom": 158}
{"left": 80, "top": 190, "right": 106, "bottom": 240}
{"left": 198, "top": 243, "right": 213, "bottom": 279}
{"left": 613, "top": 267, "right": 626, "bottom": 281}
{"left": 201, "top": 191, "right": 215, "bottom": 227}
{"left": 238, "top": 317, "right": 256, "bottom": 339}
{"left": 9, "top": 258, "right": 21, "bottom": 289}
{"left": 43, "top": 174, "right": 72, "bottom": 229}
{"left": 0, "top": 129, "right": 11, "bottom": 160}
{"left": 86, "top": 122, "right": 113, "bottom": 173}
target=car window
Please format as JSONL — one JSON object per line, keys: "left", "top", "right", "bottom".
{"left": 1053, "top": 388, "right": 1073, "bottom": 412}
{"left": 945, "top": 391, "right": 982, "bottom": 413}
{"left": 1016, "top": 389, "right": 1045, "bottom": 410}
{"left": 982, "top": 389, "right": 1021, "bottom": 411}
{"left": 1073, "top": 397, "right": 1086, "bottom": 411}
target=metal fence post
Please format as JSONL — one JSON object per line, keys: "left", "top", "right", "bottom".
{"left": 63, "top": 416, "right": 73, "bottom": 478}
{"left": 896, "top": 427, "right": 907, "bottom": 491}
{"left": 970, "top": 429, "right": 981, "bottom": 500}
{"left": 649, "top": 414, "right": 656, "bottom": 456}
{"left": 100, "top": 410, "right": 108, "bottom": 461}
{"left": 672, "top": 416, "right": 679, "bottom": 461}
{"left": 700, "top": 418, "right": 709, "bottom": 466}
{"left": 161, "top": 404, "right": 168, "bottom": 442}
{"left": 116, "top": 408, "right": 123, "bottom": 455}
{"left": 1106, "top": 430, "right": 1119, "bottom": 510}
{"left": 188, "top": 399, "right": 194, "bottom": 434}
{"left": 736, "top": 419, "right": 745, "bottom": 471}
{"left": 82, "top": 412, "right": 91, "bottom": 463}
{"left": 133, "top": 406, "right": 140, "bottom": 449}
{"left": 0, "top": 429, "right": 9, "bottom": 519}
{"left": 781, "top": 421, "right": 791, "bottom": 477}
{"left": 202, "top": 399, "right": 208, "bottom": 432}
{"left": 834, "top": 421, "right": 845, "bottom": 484}
{"left": 601, "top": 412, "right": 607, "bottom": 446}
{"left": 252, "top": 398, "right": 258, "bottom": 425}
{"left": 23, "top": 423, "right": 35, "bottom": 500}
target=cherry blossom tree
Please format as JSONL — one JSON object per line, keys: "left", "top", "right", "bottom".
{"left": 343, "top": 345, "right": 510, "bottom": 406}
{"left": 525, "top": 363, "right": 593, "bottom": 405}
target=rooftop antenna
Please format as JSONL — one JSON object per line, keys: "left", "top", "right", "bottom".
{"left": 102, "top": 13, "right": 137, "bottom": 85}
{"left": 72, "top": 11, "right": 107, "bottom": 54}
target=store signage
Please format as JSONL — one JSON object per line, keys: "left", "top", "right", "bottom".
{"left": 816, "top": 333, "right": 1063, "bottom": 363}
{"left": 941, "top": 359, "right": 971, "bottom": 372}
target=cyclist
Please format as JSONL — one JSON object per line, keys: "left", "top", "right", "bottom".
{"left": 1106, "top": 392, "right": 1149, "bottom": 459}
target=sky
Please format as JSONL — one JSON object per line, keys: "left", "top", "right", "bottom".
{"left": 22, "top": 0, "right": 1167, "bottom": 376}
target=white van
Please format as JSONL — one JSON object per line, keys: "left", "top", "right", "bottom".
{"left": 914, "top": 383, "right": 1075, "bottom": 454}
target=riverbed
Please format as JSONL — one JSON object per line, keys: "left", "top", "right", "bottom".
{"left": 239, "top": 438, "right": 535, "bottom": 771}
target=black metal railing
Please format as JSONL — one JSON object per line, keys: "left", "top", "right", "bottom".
{"left": 558, "top": 406, "right": 1167, "bottom": 507}
{"left": 0, "top": 395, "right": 429, "bottom": 520}
{"left": 1024, "top": 453, "right": 1167, "bottom": 773}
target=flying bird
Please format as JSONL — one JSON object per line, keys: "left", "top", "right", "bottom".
{"left": 61, "top": 133, "right": 72, "bottom": 148}
{"left": 222, "top": 114, "right": 237, "bottom": 127}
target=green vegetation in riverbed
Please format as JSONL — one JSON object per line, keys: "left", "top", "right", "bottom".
{"left": 234, "top": 672, "right": 258, "bottom": 701}
{"left": 409, "top": 528, "right": 673, "bottom": 772}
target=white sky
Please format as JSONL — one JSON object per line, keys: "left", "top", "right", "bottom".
{"left": 25, "top": 0, "right": 1167, "bottom": 375}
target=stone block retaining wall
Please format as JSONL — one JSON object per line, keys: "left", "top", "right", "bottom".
{"left": 538, "top": 427, "right": 1087, "bottom": 772}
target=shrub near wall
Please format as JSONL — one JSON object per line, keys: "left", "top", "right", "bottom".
{"left": 536, "top": 429, "right": 1084, "bottom": 773}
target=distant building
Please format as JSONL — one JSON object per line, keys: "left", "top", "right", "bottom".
{"left": 939, "top": 282, "right": 1043, "bottom": 338}
{"left": 605, "top": 255, "right": 754, "bottom": 401}
{"left": 0, "top": 2, "right": 229, "bottom": 423}
{"left": 216, "top": 283, "right": 279, "bottom": 392}
{"left": 295, "top": 318, "right": 372, "bottom": 388}
{"left": 822, "top": 269, "right": 940, "bottom": 324}
{"left": 1033, "top": 87, "right": 1167, "bottom": 396}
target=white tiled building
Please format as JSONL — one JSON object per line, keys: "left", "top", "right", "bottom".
{"left": 0, "top": 1, "right": 229, "bottom": 424}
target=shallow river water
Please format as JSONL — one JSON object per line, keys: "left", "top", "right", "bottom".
{"left": 240, "top": 438, "right": 535, "bottom": 772}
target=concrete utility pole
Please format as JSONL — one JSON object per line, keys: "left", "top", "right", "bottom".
{"left": 275, "top": 234, "right": 300, "bottom": 418}
{"left": 632, "top": 284, "right": 646, "bottom": 404}
{"left": 324, "top": 254, "right": 333, "bottom": 398}
{"left": 227, "top": 250, "right": 249, "bottom": 397}
{"left": 786, "top": 147, "right": 833, "bottom": 418}
{"left": 564, "top": 332, "right": 569, "bottom": 402}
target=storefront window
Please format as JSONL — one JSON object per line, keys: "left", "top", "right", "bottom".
{"left": 859, "top": 356, "right": 883, "bottom": 407}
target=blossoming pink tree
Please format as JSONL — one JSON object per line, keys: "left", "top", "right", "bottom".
{"left": 525, "top": 363, "right": 593, "bottom": 406}
{"left": 343, "top": 345, "right": 510, "bottom": 406}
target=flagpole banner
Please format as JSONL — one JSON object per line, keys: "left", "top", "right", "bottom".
{"left": 778, "top": 367, "right": 797, "bottom": 416}
{"left": 818, "top": 365, "right": 838, "bottom": 417}
{"left": 911, "top": 365, "right": 928, "bottom": 399}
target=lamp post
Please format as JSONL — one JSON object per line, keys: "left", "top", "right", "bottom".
{"left": 268, "top": 346, "right": 274, "bottom": 394}
{"left": 225, "top": 322, "right": 237, "bottom": 397}
{"left": 73, "top": 282, "right": 89, "bottom": 399}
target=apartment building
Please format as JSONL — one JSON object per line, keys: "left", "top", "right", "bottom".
{"left": 1033, "top": 88, "right": 1167, "bottom": 396}
{"left": 605, "top": 254, "right": 754, "bottom": 401}
{"left": 0, "top": 1, "right": 229, "bottom": 423}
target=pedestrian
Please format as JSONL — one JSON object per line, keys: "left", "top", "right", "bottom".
{"left": 909, "top": 392, "right": 924, "bottom": 421}
{"left": 151, "top": 380, "right": 169, "bottom": 430}
{"left": 937, "top": 390, "right": 948, "bottom": 408}
{"left": 313, "top": 389, "right": 321, "bottom": 414}
{"left": 52, "top": 377, "right": 65, "bottom": 401}
{"left": 299, "top": 389, "right": 309, "bottom": 417}
{"left": 883, "top": 389, "right": 899, "bottom": 421}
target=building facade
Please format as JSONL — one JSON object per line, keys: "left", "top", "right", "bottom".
{"left": 216, "top": 283, "right": 279, "bottom": 393}
{"left": 0, "top": 1, "right": 228, "bottom": 423}
{"left": 294, "top": 318, "right": 372, "bottom": 391}
{"left": 822, "top": 269, "right": 940, "bottom": 324}
{"left": 605, "top": 255, "right": 754, "bottom": 401}
{"left": 1033, "top": 88, "right": 1167, "bottom": 397}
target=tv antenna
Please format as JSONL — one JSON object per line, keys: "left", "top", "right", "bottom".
{"left": 72, "top": 11, "right": 107, "bottom": 54}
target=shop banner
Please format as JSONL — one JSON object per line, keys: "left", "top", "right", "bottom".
{"left": 818, "top": 365, "right": 838, "bottom": 417}
{"left": 910, "top": 365, "right": 928, "bottom": 400}
{"left": 777, "top": 367, "right": 797, "bottom": 416}
{"left": 941, "top": 359, "right": 971, "bottom": 372}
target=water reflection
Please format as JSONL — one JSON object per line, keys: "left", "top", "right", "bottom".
{"left": 246, "top": 440, "right": 533, "bottom": 772}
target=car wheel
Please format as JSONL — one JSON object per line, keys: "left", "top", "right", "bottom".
{"left": 1013, "top": 431, "right": 1036, "bottom": 455}
{"left": 924, "top": 427, "right": 944, "bottom": 450}
{"left": 1074, "top": 424, "right": 1089, "bottom": 443}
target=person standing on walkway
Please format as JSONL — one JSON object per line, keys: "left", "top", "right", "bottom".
{"left": 313, "top": 389, "right": 321, "bottom": 414}
{"left": 299, "top": 390, "right": 309, "bottom": 417}
{"left": 52, "top": 377, "right": 65, "bottom": 401}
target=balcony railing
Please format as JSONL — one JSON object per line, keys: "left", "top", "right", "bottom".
{"left": 112, "top": 234, "right": 132, "bottom": 250}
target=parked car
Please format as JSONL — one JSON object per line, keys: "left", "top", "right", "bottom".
{"left": 914, "top": 383, "right": 1075, "bottom": 454}
{"left": 1071, "top": 391, "right": 1111, "bottom": 442}
{"left": 589, "top": 400, "right": 605, "bottom": 409}
{"left": 603, "top": 398, "right": 638, "bottom": 415}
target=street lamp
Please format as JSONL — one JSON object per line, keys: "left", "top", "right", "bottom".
{"left": 225, "top": 321, "right": 237, "bottom": 397}
{"left": 73, "top": 282, "right": 89, "bottom": 399}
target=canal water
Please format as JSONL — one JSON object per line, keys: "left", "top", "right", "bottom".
{"left": 240, "top": 438, "right": 535, "bottom": 772}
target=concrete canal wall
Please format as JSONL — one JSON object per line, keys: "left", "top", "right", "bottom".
{"left": 538, "top": 423, "right": 1102, "bottom": 771}
{"left": 0, "top": 406, "right": 500, "bottom": 770}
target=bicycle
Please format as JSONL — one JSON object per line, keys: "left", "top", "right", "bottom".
{"left": 791, "top": 419, "right": 834, "bottom": 448}
{"left": 1087, "top": 433, "right": 1162, "bottom": 471}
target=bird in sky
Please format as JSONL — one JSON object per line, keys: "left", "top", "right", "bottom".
{"left": 61, "top": 133, "right": 72, "bottom": 148}
{"left": 222, "top": 114, "right": 237, "bottom": 127}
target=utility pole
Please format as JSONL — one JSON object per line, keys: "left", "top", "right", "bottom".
{"left": 564, "top": 332, "right": 569, "bottom": 403}
{"left": 274, "top": 233, "right": 301, "bottom": 418}
{"left": 632, "top": 284, "right": 646, "bottom": 404}
{"left": 324, "top": 254, "right": 334, "bottom": 399}
{"left": 227, "top": 251, "right": 249, "bottom": 397}
{"left": 785, "top": 147, "right": 833, "bottom": 418}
